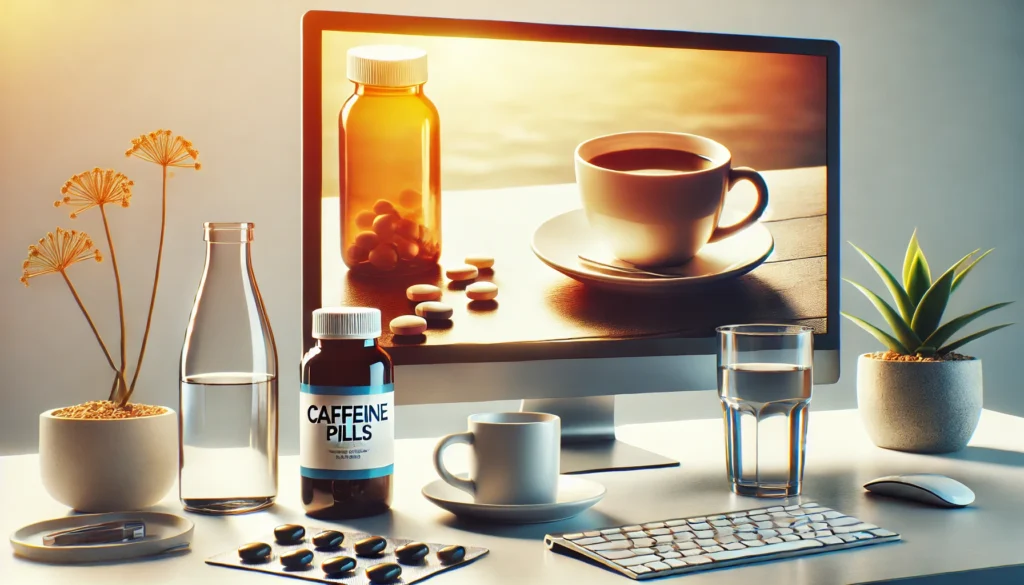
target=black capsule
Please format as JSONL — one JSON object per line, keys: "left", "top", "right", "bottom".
{"left": 366, "top": 562, "right": 403, "bottom": 584}
{"left": 280, "top": 548, "right": 314, "bottom": 569}
{"left": 312, "top": 530, "right": 344, "bottom": 550}
{"left": 237, "top": 542, "right": 272, "bottom": 563}
{"left": 395, "top": 542, "right": 429, "bottom": 564}
{"left": 437, "top": 545, "right": 466, "bottom": 564}
{"left": 354, "top": 535, "right": 387, "bottom": 557}
{"left": 321, "top": 555, "right": 357, "bottom": 576}
{"left": 274, "top": 524, "right": 305, "bottom": 545}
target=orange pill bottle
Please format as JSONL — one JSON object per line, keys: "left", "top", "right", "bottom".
{"left": 339, "top": 45, "right": 441, "bottom": 277}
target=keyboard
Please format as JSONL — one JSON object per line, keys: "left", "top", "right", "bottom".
{"left": 545, "top": 501, "right": 900, "bottom": 580}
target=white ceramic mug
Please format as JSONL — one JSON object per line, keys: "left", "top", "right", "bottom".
{"left": 432, "top": 412, "right": 560, "bottom": 505}
{"left": 574, "top": 131, "right": 769, "bottom": 267}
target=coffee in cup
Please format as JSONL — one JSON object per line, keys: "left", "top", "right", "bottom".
{"left": 432, "top": 412, "right": 560, "bottom": 505}
{"left": 574, "top": 131, "right": 769, "bottom": 267}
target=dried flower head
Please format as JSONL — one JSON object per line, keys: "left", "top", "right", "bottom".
{"left": 21, "top": 227, "right": 103, "bottom": 286}
{"left": 56, "top": 168, "right": 133, "bottom": 218}
{"left": 125, "top": 129, "right": 201, "bottom": 169}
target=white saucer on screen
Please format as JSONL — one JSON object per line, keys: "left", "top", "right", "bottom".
{"left": 422, "top": 475, "right": 606, "bottom": 524}
{"left": 531, "top": 208, "right": 774, "bottom": 294}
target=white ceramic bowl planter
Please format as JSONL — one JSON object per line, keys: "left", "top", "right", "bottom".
{"left": 857, "top": 355, "right": 983, "bottom": 454}
{"left": 39, "top": 408, "right": 177, "bottom": 512}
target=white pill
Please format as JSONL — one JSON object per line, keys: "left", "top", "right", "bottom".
{"left": 406, "top": 284, "right": 442, "bottom": 302}
{"left": 465, "top": 255, "right": 494, "bottom": 269}
{"left": 415, "top": 301, "right": 453, "bottom": 321}
{"left": 466, "top": 281, "right": 498, "bottom": 301}
{"left": 445, "top": 264, "right": 479, "bottom": 282}
{"left": 390, "top": 315, "right": 427, "bottom": 336}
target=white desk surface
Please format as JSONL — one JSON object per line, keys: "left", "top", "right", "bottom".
{"left": 3, "top": 408, "right": 1024, "bottom": 584}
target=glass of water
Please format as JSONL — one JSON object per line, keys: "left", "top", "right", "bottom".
{"left": 717, "top": 324, "right": 813, "bottom": 498}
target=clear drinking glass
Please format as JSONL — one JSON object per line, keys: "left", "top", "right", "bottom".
{"left": 717, "top": 324, "right": 813, "bottom": 498}
{"left": 179, "top": 222, "right": 278, "bottom": 514}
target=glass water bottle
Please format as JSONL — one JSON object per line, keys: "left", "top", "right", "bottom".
{"left": 179, "top": 222, "right": 278, "bottom": 514}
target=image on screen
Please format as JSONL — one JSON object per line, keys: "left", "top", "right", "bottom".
{"left": 314, "top": 26, "right": 828, "bottom": 361}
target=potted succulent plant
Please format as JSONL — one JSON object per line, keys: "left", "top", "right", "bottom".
{"left": 843, "top": 231, "right": 1013, "bottom": 454}
{"left": 22, "top": 130, "right": 200, "bottom": 511}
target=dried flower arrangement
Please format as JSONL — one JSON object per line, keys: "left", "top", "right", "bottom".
{"left": 22, "top": 130, "right": 200, "bottom": 418}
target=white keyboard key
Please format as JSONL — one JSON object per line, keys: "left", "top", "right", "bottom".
{"left": 642, "top": 522, "right": 666, "bottom": 529}
{"left": 681, "top": 549, "right": 704, "bottom": 557}
{"left": 645, "top": 561, "right": 671, "bottom": 571}
{"left": 728, "top": 512, "right": 748, "bottom": 518}
{"left": 795, "top": 525, "right": 812, "bottom": 533}
{"left": 601, "top": 528, "right": 623, "bottom": 534}
{"left": 670, "top": 526, "right": 693, "bottom": 534}
{"left": 703, "top": 545, "right": 724, "bottom": 553}
{"left": 687, "top": 556, "right": 713, "bottom": 565}
{"left": 654, "top": 535, "right": 673, "bottom": 544}
{"left": 607, "top": 533, "right": 627, "bottom": 541}
{"left": 586, "top": 540, "right": 631, "bottom": 551}
{"left": 630, "top": 548, "right": 655, "bottom": 555}
{"left": 677, "top": 542, "right": 698, "bottom": 551}
{"left": 689, "top": 517, "right": 707, "bottom": 523}
{"left": 771, "top": 512, "right": 790, "bottom": 519}
{"left": 622, "top": 525, "right": 642, "bottom": 532}
{"left": 665, "top": 520, "right": 687, "bottom": 527}
{"left": 707, "top": 538, "right": 823, "bottom": 561}
{"left": 849, "top": 532, "right": 875, "bottom": 540}
{"left": 655, "top": 544, "right": 674, "bottom": 553}
{"left": 833, "top": 523, "right": 878, "bottom": 534}
{"left": 838, "top": 534, "right": 859, "bottom": 543}
{"left": 694, "top": 530, "right": 714, "bottom": 538}
{"left": 777, "top": 528, "right": 794, "bottom": 535}
{"left": 647, "top": 528, "right": 671, "bottom": 536}
{"left": 774, "top": 517, "right": 800, "bottom": 527}
{"left": 689, "top": 523, "right": 711, "bottom": 531}
{"left": 800, "top": 502, "right": 819, "bottom": 508}
{"left": 749, "top": 509, "right": 767, "bottom": 515}
{"left": 784, "top": 505, "right": 800, "bottom": 511}
{"left": 750, "top": 514, "right": 771, "bottom": 522}
{"left": 583, "top": 531, "right": 601, "bottom": 537}
{"left": 827, "top": 516, "right": 861, "bottom": 527}
{"left": 597, "top": 549, "right": 635, "bottom": 560}
{"left": 708, "top": 515, "right": 727, "bottom": 521}
{"left": 695, "top": 539, "right": 717, "bottom": 547}
{"left": 814, "top": 530, "right": 833, "bottom": 538}
{"left": 808, "top": 514, "right": 825, "bottom": 522}
{"left": 823, "top": 511, "right": 845, "bottom": 519}
{"left": 716, "top": 535, "right": 739, "bottom": 544}
{"left": 745, "top": 540, "right": 766, "bottom": 547}
{"left": 631, "top": 538, "right": 654, "bottom": 548}
{"left": 674, "top": 533, "right": 696, "bottom": 542}
{"left": 715, "top": 527, "right": 736, "bottom": 536}
{"left": 626, "top": 531, "right": 645, "bottom": 538}
{"left": 766, "top": 506, "right": 784, "bottom": 512}
{"left": 809, "top": 522, "right": 828, "bottom": 531}
{"left": 664, "top": 558, "right": 688, "bottom": 568}
{"left": 758, "top": 529, "right": 779, "bottom": 539}
{"left": 734, "top": 516, "right": 754, "bottom": 524}
{"left": 617, "top": 554, "right": 661, "bottom": 567}
{"left": 818, "top": 536, "right": 843, "bottom": 545}
{"left": 736, "top": 524, "right": 756, "bottom": 532}
{"left": 870, "top": 529, "right": 897, "bottom": 537}
{"left": 661, "top": 551, "right": 681, "bottom": 559}
{"left": 723, "top": 542, "right": 747, "bottom": 551}
{"left": 781, "top": 534, "right": 801, "bottom": 542}
{"left": 740, "top": 532, "right": 761, "bottom": 541}
{"left": 631, "top": 565, "right": 651, "bottom": 574}
{"left": 575, "top": 537, "right": 604, "bottom": 546}
{"left": 756, "top": 521, "right": 775, "bottom": 529}
{"left": 765, "top": 537, "right": 784, "bottom": 544}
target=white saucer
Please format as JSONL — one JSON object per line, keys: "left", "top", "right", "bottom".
{"left": 9, "top": 511, "right": 194, "bottom": 563}
{"left": 531, "top": 209, "right": 774, "bottom": 294}
{"left": 422, "top": 476, "right": 606, "bottom": 524}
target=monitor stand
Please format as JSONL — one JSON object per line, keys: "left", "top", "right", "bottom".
{"left": 521, "top": 396, "right": 680, "bottom": 474}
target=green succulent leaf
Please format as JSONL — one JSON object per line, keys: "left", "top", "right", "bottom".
{"left": 905, "top": 251, "right": 932, "bottom": 308}
{"left": 902, "top": 229, "right": 920, "bottom": 289}
{"left": 938, "top": 323, "right": 1014, "bottom": 355}
{"left": 916, "top": 346, "right": 937, "bottom": 357}
{"left": 951, "top": 248, "right": 993, "bottom": 293}
{"left": 841, "top": 312, "right": 910, "bottom": 354}
{"left": 849, "top": 242, "right": 915, "bottom": 321}
{"left": 844, "top": 279, "right": 921, "bottom": 351}
{"left": 910, "top": 252, "right": 975, "bottom": 339}
{"left": 920, "top": 301, "right": 1014, "bottom": 350}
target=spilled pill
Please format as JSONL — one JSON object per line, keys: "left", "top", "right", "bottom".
{"left": 237, "top": 542, "right": 272, "bottom": 563}
{"left": 415, "top": 301, "right": 453, "bottom": 321}
{"left": 437, "top": 544, "right": 466, "bottom": 564}
{"left": 464, "top": 255, "right": 494, "bottom": 269}
{"left": 390, "top": 315, "right": 427, "bottom": 336}
{"left": 406, "top": 284, "right": 442, "bottom": 302}
{"left": 445, "top": 264, "right": 479, "bottom": 282}
{"left": 466, "top": 281, "right": 498, "bottom": 301}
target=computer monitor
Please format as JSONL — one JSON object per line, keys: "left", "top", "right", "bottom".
{"left": 301, "top": 11, "right": 840, "bottom": 473}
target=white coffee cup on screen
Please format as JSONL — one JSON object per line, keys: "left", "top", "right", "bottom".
{"left": 432, "top": 412, "right": 560, "bottom": 505}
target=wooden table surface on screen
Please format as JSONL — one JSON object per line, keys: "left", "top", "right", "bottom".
{"left": 320, "top": 166, "right": 826, "bottom": 359}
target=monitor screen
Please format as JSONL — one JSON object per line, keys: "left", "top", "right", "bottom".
{"left": 302, "top": 12, "right": 839, "bottom": 366}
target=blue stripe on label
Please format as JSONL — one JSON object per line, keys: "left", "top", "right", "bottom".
{"left": 301, "top": 465, "right": 394, "bottom": 480}
{"left": 301, "top": 383, "right": 394, "bottom": 396}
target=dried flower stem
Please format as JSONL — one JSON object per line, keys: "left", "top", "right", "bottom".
{"left": 99, "top": 206, "right": 128, "bottom": 404}
{"left": 126, "top": 166, "right": 167, "bottom": 401}
{"left": 61, "top": 271, "right": 127, "bottom": 393}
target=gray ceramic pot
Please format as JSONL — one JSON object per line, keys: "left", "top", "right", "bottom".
{"left": 857, "top": 354, "right": 982, "bottom": 454}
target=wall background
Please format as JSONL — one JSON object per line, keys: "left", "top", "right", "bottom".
{"left": 2, "top": 0, "right": 1022, "bottom": 455}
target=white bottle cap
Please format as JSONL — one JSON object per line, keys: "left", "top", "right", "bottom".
{"left": 347, "top": 45, "right": 428, "bottom": 88}
{"left": 312, "top": 307, "right": 382, "bottom": 340}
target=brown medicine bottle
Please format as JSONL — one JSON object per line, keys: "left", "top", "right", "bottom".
{"left": 300, "top": 307, "right": 393, "bottom": 519}
{"left": 339, "top": 44, "right": 441, "bottom": 277}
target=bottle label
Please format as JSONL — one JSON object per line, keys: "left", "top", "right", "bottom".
{"left": 300, "top": 383, "right": 394, "bottom": 480}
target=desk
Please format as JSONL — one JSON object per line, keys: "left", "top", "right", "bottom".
{"left": 3, "top": 409, "right": 1024, "bottom": 584}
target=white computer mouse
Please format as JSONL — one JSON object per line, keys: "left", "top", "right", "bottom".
{"left": 863, "top": 473, "right": 975, "bottom": 508}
